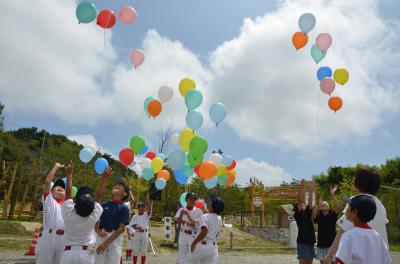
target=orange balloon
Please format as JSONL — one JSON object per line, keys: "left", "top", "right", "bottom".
{"left": 292, "top": 31, "right": 308, "bottom": 50}
{"left": 157, "top": 169, "right": 170, "bottom": 181}
{"left": 199, "top": 161, "right": 217, "bottom": 180}
{"left": 328, "top": 96, "right": 343, "bottom": 112}
{"left": 147, "top": 100, "right": 162, "bottom": 118}
{"left": 225, "top": 171, "right": 236, "bottom": 187}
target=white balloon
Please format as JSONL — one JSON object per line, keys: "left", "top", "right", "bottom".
{"left": 170, "top": 133, "right": 179, "bottom": 144}
{"left": 87, "top": 144, "right": 97, "bottom": 154}
{"left": 209, "top": 153, "right": 222, "bottom": 167}
{"left": 158, "top": 85, "right": 174, "bottom": 103}
{"left": 140, "top": 158, "right": 152, "bottom": 169}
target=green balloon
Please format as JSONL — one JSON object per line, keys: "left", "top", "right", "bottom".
{"left": 189, "top": 136, "right": 208, "bottom": 158}
{"left": 311, "top": 44, "right": 326, "bottom": 64}
{"left": 130, "top": 135, "right": 145, "bottom": 154}
{"left": 72, "top": 186, "right": 78, "bottom": 198}
{"left": 76, "top": 2, "right": 97, "bottom": 24}
{"left": 187, "top": 152, "right": 204, "bottom": 168}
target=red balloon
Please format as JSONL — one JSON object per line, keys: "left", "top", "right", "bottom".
{"left": 145, "top": 151, "right": 156, "bottom": 160}
{"left": 195, "top": 200, "right": 205, "bottom": 208}
{"left": 97, "top": 10, "right": 116, "bottom": 29}
{"left": 119, "top": 147, "right": 134, "bottom": 167}
{"left": 194, "top": 165, "right": 200, "bottom": 175}
{"left": 227, "top": 160, "right": 236, "bottom": 171}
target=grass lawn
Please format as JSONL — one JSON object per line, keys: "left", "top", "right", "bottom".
{"left": 0, "top": 220, "right": 35, "bottom": 253}
{"left": 390, "top": 243, "right": 400, "bottom": 252}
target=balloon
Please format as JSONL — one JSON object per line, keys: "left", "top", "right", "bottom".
{"left": 119, "top": 148, "right": 134, "bottom": 167}
{"left": 328, "top": 96, "right": 343, "bottom": 112}
{"left": 147, "top": 100, "right": 162, "bottom": 118}
{"left": 87, "top": 144, "right": 97, "bottom": 153}
{"left": 333, "top": 68, "right": 349, "bottom": 85}
{"left": 298, "top": 13, "right": 316, "bottom": 34}
{"left": 72, "top": 186, "right": 78, "bottom": 198}
{"left": 79, "top": 147, "right": 94, "bottom": 163}
{"left": 311, "top": 44, "right": 326, "bottom": 64}
{"left": 209, "top": 103, "right": 227, "bottom": 125}
{"left": 156, "top": 153, "right": 166, "bottom": 160}
{"left": 175, "top": 170, "right": 189, "bottom": 185}
{"left": 143, "top": 167, "right": 155, "bottom": 181}
{"left": 226, "top": 171, "right": 236, "bottom": 186}
{"left": 130, "top": 135, "right": 145, "bottom": 154}
{"left": 151, "top": 157, "right": 164, "bottom": 173}
{"left": 186, "top": 110, "right": 203, "bottom": 131}
{"left": 76, "top": 2, "right": 97, "bottom": 24}
{"left": 179, "top": 78, "right": 196, "bottom": 97}
{"left": 320, "top": 78, "right": 336, "bottom": 95}
{"left": 167, "top": 149, "right": 186, "bottom": 170}
{"left": 140, "top": 158, "right": 152, "bottom": 169}
{"left": 181, "top": 163, "right": 194, "bottom": 177}
{"left": 217, "top": 165, "right": 228, "bottom": 176}
{"left": 194, "top": 165, "right": 200, "bottom": 176}
{"left": 97, "top": 10, "right": 116, "bottom": 29}
{"left": 119, "top": 6, "right": 137, "bottom": 24}
{"left": 217, "top": 175, "right": 228, "bottom": 187}
{"left": 143, "top": 97, "right": 155, "bottom": 117}
{"left": 204, "top": 177, "right": 218, "bottom": 189}
{"left": 223, "top": 156, "right": 233, "bottom": 167}
{"left": 195, "top": 200, "right": 205, "bottom": 208}
{"left": 209, "top": 153, "right": 222, "bottom": 168}
{"left": 316, "top": 33, "right": 332, "bottom": 52}
{"left": 187, "top": 152, "right": 204, "bottom": 168}
{"left": 180, "top": 192, "right": 187, "bottom": 207}
{"left": 130, "top": 49, "right": 145, "bottom": 68}
{"left": 292, "top": 31, "right": 308, "bottom": 50}
{"left": 140, "top": 145, "right": 149, "bottom": 155}
{"left": 155, "top": 178, "right": 167, "bottom": 190}
{"left": 179, "top": 128, "right": 197, "bottom": 152}
{"left": 227, "top": 160, "right": 237, "bottom": 171}
{"left": 185, "top": 90, "right": 203, "bottom": 111}
{"left": 158, "top": 85, "right": 173, "bottom": 103}
{"left": 189, "top": 136, "right": 208, "bottom": 158}
{"left": 317, "top": 66, "right": 332, "bottom": 81}
{"left": 157, "top": 170, "right": 171, "bottom": 181}
{"left": 199, "top": 161, "right": 217, "bottom": 180}
{"left": 94, "top": 158, "right": 108, "bottom": 175}
{"left": 145, "top": 151, "right": 156, "bottom": 160}
{"left": 170, "top": 133, "right": 179, "bottom": 144}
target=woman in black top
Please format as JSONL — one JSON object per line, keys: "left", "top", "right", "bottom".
{"left": 294, "top": 198, "right": 316, "bottom": 264}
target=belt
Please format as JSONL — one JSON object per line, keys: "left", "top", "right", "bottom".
{"left": 64, "top": 245, "right": 88, "bottom": 251}
{"left": 136, "top": 229, "right": 148, "bottom": 233}
{"left": 181, "top": 230, "right": 195, "bottom": 235}
{"left": 201, "top": 241, "right": 216, "bottom": 245}
{"left": 103, "top": 228, "right": 114, "bottom": 233}
{"left": 47, "top": 229, "right": 64, "bottom": 235}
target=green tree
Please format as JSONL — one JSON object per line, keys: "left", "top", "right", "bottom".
{"left": 0, "top": 102, "right": 4, "bottom": 132}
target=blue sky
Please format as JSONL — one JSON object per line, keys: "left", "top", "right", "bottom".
{"left": 1, "top": 0, "right": 400, "bottom": 186}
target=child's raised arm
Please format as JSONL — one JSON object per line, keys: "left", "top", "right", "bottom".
{"left": 65, "top": 161, "right": 73, "bottom": 200}
{"left": 44, "top": 163, "right": 64, "bottom": 194}
{"left": 95, "top": 167, "right": 112, "bottom": 203}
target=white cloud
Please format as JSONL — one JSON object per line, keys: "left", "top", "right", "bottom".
{"left": 68, "top": 134, "right": 114, "bottom": 157}
{"left": 236, "top": 158, "right": 291, "bottom": 187}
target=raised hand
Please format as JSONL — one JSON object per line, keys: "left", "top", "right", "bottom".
{"left": 65, "top": 161, "right": 73, "bottom": 176}
{"left": 330, "top": 184, "right": 338, "bottom": 195}
{"left": 54, "top": 163, "right": 64, "bottom": 170}
{"left": 102, "top": 167, "right": 113, "bottom": 178}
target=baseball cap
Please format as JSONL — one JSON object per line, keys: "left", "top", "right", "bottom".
{"left": 211, "top": 195, "right": 225, "bottom": 215}
{"left": 75, "top": 186, "right": 95, "bottom": 217}
{"left": 185, "top": 192, "right": 198, "bottom": 201}
{"left": 52, "top": 178, "right": 66, "bottom": 190}
{"left": 342, "top": 194, "right": 377, "bottom": 223}
{"left": 114, "top": 178, "right": 130, "bottom": 201}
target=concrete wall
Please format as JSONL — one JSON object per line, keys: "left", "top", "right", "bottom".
{"left": 242, "top": 227, "right": 289, "bottom": 245}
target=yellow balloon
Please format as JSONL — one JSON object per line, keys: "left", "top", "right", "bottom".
{"left": 333, "top": 68, "right": 349, "bottom": 85}
{"left": 151, "top": 157, "right": 164, "bottom": 173}
{"left": 179, "top": 128, "right": 197, "bottom": 152}
{"left": 217, "top": 165, "right": 228, "bottom": 176}
{"left": 228, "top": 169, "right": 237, "bottom": 176}
{"left": 179, "top": 78, "right": 196, "bottom": 97}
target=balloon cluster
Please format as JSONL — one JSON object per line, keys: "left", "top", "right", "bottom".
{"left": 78, "top": 144, "right": 111, "bottom": 175}
{"left": 317, "top": 66, "right": 349, "bottom": 112}
{"left": 144, "top": 85, "right": 174, "bottom": 118}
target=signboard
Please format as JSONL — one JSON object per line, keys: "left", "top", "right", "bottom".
{"left": 252, "top": 196, "right": 263, "bottom": 207}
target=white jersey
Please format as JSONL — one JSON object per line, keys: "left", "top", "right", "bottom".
{"left": 337, "top": 194, "right": 389, "bottom": 246}
{"left": 336, "top": 225, "right": 391, "bottom": 264}
{"left": 175, "top": 207, "right": 203, "bottom": 231}
{"left": 61, "top": 199, "right": 103, "bottom": 246}
{"left": 201, "top": 213, "right": 222, "bottom": 242}
{"left": 130, "top": 212, "right": 150, "bottom": 230}
{"left": 42, "top": 192, "right": 64, "bottom": 230}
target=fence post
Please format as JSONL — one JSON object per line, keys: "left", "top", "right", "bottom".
{"left": 230, "top": 232, "right": 233, "bottom": 250}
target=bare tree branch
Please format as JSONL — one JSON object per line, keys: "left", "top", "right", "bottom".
{"left": 158, "top": 121, "right": 173, "bottom": 153}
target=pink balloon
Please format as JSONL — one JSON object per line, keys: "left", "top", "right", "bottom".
{"left": 130, "top": 49, "right": 145, "bottom": 68}
{"left": 316, "top": 33, "right": 332, "bottom": 52}
{"left": 320, "top": 78, "right": 336, "bottom": 95}
{"left": 119, "top": 6, "right": 137, "bottom": 24}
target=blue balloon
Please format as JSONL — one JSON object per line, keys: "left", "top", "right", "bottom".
{"left": 185, "top": 90, "right": 203, "bottom": 110}
{"left": 94, "top": 158, "right": 108, "bottom": 175}
{"left": 298, "top": 13, "right": 316, "bottom": 34}
{"left": 209, "top": 103, "right": 227, "bottom": 125}
{"left": 143, "top": 168, "right": 155, "bottom": 181}
{"left": 180, "top": 192, "right": 187, "bottom": 207}
{"left": 79, "top": 147, "right": 94, "bottom": 163}
{"left": 155, "top": 178, "right": 167, "bottom": 190}
{"left": 223, "top": 156, "right": 233, "bottom": 167}
{"left": 218, "top": 175, "right": 227, "bottom": 187}
{"left": 167, "top": 149, "right": 186, "bottom": 170}
{"left": 174, "top": 170, "right": 189, "bottom": 185}
{"left": 181, "top": 163, "right": 194, "bottom": 177}
{"left": 186, "top": 110, "right": 203, "bottom": 131}
{"left": 204, "top": 177, "right": 218, "bottom": 189}
{"left": 140, "top": 145, "right": 149, "bottom": 155}
{"left": 156, "top": 153, "right": 166, "bottom": 160}
{"left": 317, "top": 66, "right": 332, "bottom": 81}
{"left": 143, "top": 97, "right": 155, "bottom": 116}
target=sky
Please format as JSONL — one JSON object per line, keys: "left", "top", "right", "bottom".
{"left": 1, "top": 0, "right": 400, "bottom": 187}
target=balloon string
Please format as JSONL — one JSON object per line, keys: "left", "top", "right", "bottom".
{"left": 316, "top": 89, "right": 321, "bottom": 140}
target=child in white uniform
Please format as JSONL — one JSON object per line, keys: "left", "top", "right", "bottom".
{"left": 36, "top": 163, "right": 67, "bottom": 264}
{"left": 130, "top": 198, "right": 151, "bottom": 264}
{"left": 60, "top": 162, "right": 111, "bottom": 264}
{"left": 185, "top": 195, "right": 225, "bottom": 264}
{"left": 125, "top": 192, "right": 135, "bottom": 260}
{"left": 175, "top": 192, "right": 204, "bottom": 264}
